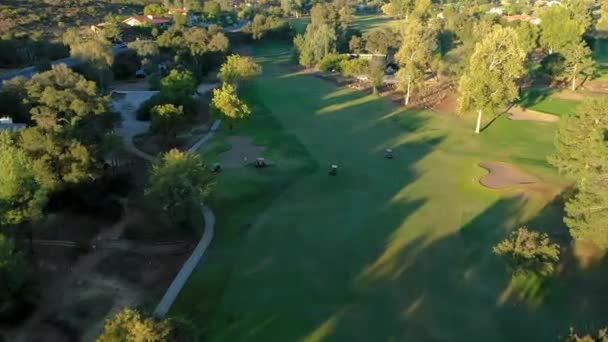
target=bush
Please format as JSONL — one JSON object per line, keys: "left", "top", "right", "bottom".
{"left": 317, "top": 53, "right": 348, "bottom": 72}
{"left": 340, "top": 58, "right": 369, "bottom": 77}
{"left": 111, "top": 50, "right": 140, "bottom": 80}
{"left": 493, "top": 227, "right": 560, "bottom": 276}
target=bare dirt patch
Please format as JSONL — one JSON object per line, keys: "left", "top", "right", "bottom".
{"left": 479, "top": 162, "right": 540, "bottom": 189}
{"left": 507, "top": 106, "right": 559, "bottom": 123}
{"left": 5, "top": 204, "right": 192, "bottom": 342}
{"left": 432, "top": 92, "right": 458, "bottom": 114}
{"left": 219, "top": 136, "right": 266, "bottom": 168}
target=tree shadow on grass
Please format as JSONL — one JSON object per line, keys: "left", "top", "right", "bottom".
{"left": 517, "top": 87, "right": 557, "bottom": 109}
{"left": 304, "top": 193, "right": 608, "bottom": 341}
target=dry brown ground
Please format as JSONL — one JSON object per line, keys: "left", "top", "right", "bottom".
{"left": 219, "top": 136, "right": 267, "bottom": 168}
{"left": 4, "top": 204, "right": 192, "bottom": 342}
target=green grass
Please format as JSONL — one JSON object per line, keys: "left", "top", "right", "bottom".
{"left": 290, "top": 14, "right": 403, "bottom": 34}
{"left": 171, "top": 41, "right": 606, "bottom": 341}
{"left": 518, "top": 88, "right": 580, "bottom": 117}
{"left": 593, "top": 38, "right": 608, "bottom": 63}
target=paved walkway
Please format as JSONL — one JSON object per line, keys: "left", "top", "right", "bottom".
{"left": 153, "top": 206, "right": 215, "bottom": 317}
{"left": 113, "top": 97, "right": 222, "bottom": 316}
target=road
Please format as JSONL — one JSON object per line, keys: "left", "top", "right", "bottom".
{"left": 0, "top": 45, "right": 129, "bottom": 83}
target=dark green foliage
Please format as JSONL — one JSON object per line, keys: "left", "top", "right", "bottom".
{"left": 0, "top": 234, "right": 35, "bottom": 324}
{"left": 317, "top": 53, "right": 348, "bottom": 72}
{"left": 493, "top": 227, "right": 560, "bottom": 276}
{"left": 550, "top": 97, "right": 608, "bottom": 248}
{"left": 146, "top": 149, "right": 212, "bottom": 226}
{"left": 0, "top": 38, "right": 68, "bottom": 68}
{"left": 111, "top": 50, "right": 140, "bottom": 80}
{"left": 243, "top": 14, "right": 292, "bottom": 41}
{"left": 136, "top": 69, "right": 197, "bottom": 121}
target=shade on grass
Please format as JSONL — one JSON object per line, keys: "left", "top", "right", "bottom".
{"left": 171, "top": 41, "right": 606, "bottom": 341}
{"left": 517, "top": 88, "right": 580, "bottom": 117}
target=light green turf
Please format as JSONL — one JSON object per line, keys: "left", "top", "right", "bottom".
{"left": 518, "top": 88, "right": 580, "bottom": 117}
{"left": 171, "top": 41, "right": 605, "bottom": 341}
{"left": 290, "top": 14, "right": 403, "bottom": 34}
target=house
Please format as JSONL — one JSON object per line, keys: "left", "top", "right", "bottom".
{"left": 504, "top": 14, "right": 541, "bottom": 25}
{"left": 122, "top": 15, "right": 171, "bottom": 27}
{"left": 0, "top": 117, "right": 25, "bottom": 132}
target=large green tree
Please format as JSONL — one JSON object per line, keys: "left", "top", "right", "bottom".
{"left": 549, "top": 97, "right": 608, "bottom": 249}
{"left": 146, "top": 150, "right": 212, "bottom": 225}
{"left": 395, "top": 19, "right": 436, "bottom": 105}
{"left": 389, "top": 0, "right": 415, "bottom": 19}
{"left": 561, "top": 42, "right": 595, "bottom": 91}
{"left": 493, "top": 227, "right": 560, "bottom": 276}
{"left": 294, "top": 23, "right": 337, "bottom": 67}
{"left": 160, "top": 69, "right": 197, "bottom": 101}
{"left": 157, "top": 25, "right": 229, "bottom": 76}
{"left": 0, "top": 133, "right": 46, "bottom": 226}
{"left": 151, "top": 104, "right": 185, "bottom": 140}
{"left": 8, "top": 65, "right": 113, "bottom": 190}
{"left": 458, "top": 26, "right": 526, "bottom": 134}
{"left": 218, "top": 54, "right": 262, "bottom": 88}
{"left": 539, "top": 5, "right": 588, "bottom": 54}
{"left": 211, "top": 83, "right": 251, "bottom": 128}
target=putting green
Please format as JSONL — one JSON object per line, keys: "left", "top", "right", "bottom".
{"left": 171, "top": 43, "right": 606, "bottom": 341}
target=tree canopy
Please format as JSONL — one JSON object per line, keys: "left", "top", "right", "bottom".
{"left": 146, "top": 149, "right": 212, "bottom": 224}
{"left": 458, "top": 26, "right": 526, "bottom": 133}
{"left": 493, "top": 227, "right": 560, "bottom": 276}
{"left": 395, "top": 19, "right": 436, "bottom": 105}
{"left": 550, "top": 97, "right": 608, "bottom": 249}
{"left": 97, "top": 307, "right": 171, "bottom": 342}
{"left": 218, "top": 54, "right": 262, "bottom": 87}
{"left": 211, "top": 83, "right": 252, "bottom": 124}
{"left": 0, "top": 133, "right": 46, "bottom": 226}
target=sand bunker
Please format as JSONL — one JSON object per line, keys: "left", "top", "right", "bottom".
{"left": 219, "top": 136, "right": 266, "bottom": 168}
{"left": 479, "top": 162, "right": 540, "bottom": 189}
{"left": 508, "top": 106, "right": 559, "bottom": 123}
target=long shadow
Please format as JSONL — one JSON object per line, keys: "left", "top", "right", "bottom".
{"left": 306, "top": 193, "right": 608, "bottom": 341}
{"left": 194, "top": 43, "right": 599, "bottom": 342}
{"left": 202, "top": 66, "right": 445, "bottom": 340}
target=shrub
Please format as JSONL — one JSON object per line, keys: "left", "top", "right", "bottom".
{"left": 111, "top": 50, "right": 140, "bottom": 80}
{"left": 317, "top": 53, "right": 348, "bottom": 72}
{"left": 340, "top": 58, "right": 369, "bottom": 77}
{"left": 493, "top": 227, "right": 560, "bottom": 276}
{"left": 98, "top": 308, "right": 171, "bottom": 342}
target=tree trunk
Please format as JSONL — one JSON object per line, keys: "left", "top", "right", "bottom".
{"left": 405, "top": 80, "right": 411, "bottom": 106}
{"left": 572, "top": 65, "right": 577, "bottom": 91}
{"left": 475, "top": 109, "right": 483, "bottom": 134}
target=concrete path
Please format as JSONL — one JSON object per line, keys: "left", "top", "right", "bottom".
{"left": 153, "top": 206, "right": 215, "bottom": 317}
{"left": 110, "top": 87, "right": 222, "bottom": 317}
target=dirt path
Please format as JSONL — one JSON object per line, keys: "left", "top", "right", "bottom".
{"left": 12, "top": 220, "right": 128, "bottom": 342}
